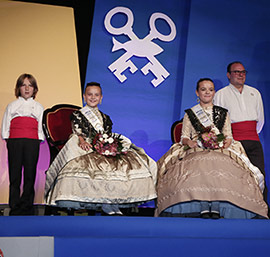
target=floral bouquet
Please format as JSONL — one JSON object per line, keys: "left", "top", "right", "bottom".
{"left": 91, "top": 132, "right": 127, "bottom": 158}
{"left": 197, "top": 126, "right": 225, "bottom": 150}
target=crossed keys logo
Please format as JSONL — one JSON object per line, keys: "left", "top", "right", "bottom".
{"left": 104, "top": 7, "right": 177, "bottom": 87}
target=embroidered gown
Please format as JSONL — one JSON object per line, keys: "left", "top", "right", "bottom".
{"left": 156, "top": 105, "right": 268, "bottom": 218}
{"left": 44, "top": 106, "right": 157, "bottom": 214}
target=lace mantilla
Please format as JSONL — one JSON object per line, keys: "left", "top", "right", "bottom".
{"left": 185, "top": 105, "right": 228, "bottom": 133}
{"left": 71, "top": 110, "right": 113, "bottom": 139}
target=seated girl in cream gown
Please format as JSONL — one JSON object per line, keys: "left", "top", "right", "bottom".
{"left": 45, "top": 82, "right": 157, "bottom": 215}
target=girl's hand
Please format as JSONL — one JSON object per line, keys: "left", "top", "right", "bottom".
{"left": 187, "top": 139, "right": 197, "bottom": 148}
{"left": 223, "top": 138, "right": 232, "bottom": 149}
{"left": 79, "top": 141, "right": 92, "bottom": 151}
{"left": 78, "top": 136, "right": 92, "bottom": 151}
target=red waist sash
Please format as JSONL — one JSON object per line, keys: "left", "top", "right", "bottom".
{"left": 9, "top": 117, "right": 38, "bottom": 139}
{"left": 231, "top": 121, "right": 259, "bottom": 141}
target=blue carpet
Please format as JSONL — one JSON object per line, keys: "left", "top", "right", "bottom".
{"left": 0, "top": 216, "right": 270, "bottom": 257}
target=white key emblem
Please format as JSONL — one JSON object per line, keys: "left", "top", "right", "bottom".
{"left": 104, "top": 7, "right": 177, "bottom": 87}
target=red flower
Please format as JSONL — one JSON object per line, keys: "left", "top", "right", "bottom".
{"left": 91, "top": 132, "right": 126, "bottom": 158}
{"left": 198, "top": 127, "right": 225, "bottom": 150}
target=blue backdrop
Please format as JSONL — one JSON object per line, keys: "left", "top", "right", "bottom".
{"left": 85, "top": 0, "right": 270, "bottom": 200}
{"left": 85, "top": 0, "right": 189, "bottom": 161}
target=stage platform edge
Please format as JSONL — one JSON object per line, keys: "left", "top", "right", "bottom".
{"left": 0, "top": 216, "right": 270, "bottom": 257}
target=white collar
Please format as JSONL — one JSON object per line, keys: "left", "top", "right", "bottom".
{"left": 229, "top": 83, "right": 245, "bottom": 94}
{"left": 18, "top": 96, "right": 34, "bottom": 102}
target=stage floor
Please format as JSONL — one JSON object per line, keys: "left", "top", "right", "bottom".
{"left": 0, "top": 216, "right": 270, "bottom": 257}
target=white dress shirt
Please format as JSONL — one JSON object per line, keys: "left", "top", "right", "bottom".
{"left": 1, "top": 97, "right": 44, "bottom": 140}
{"left": 214, "top": 84, "right": 264, "bottom": 133}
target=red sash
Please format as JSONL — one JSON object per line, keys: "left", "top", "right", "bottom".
{"left": 231, "top": 121, "right": 259, "bottom": 141}
{"left": 9, "top": 117, "right": 38, "bottom": 139}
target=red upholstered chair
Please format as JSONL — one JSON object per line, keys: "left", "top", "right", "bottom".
{"left": 42, "top": 104, "right": 81, "bottom": 163}
{"left": 171, "top": 119, "right": 183, "bottom": 143}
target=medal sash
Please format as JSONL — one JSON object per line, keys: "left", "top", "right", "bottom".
{"left": 191, "top": 104, "right": 220, "bottom": 134}
{"left": 80, "top": 106, "right": 104, "bottom": 132}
